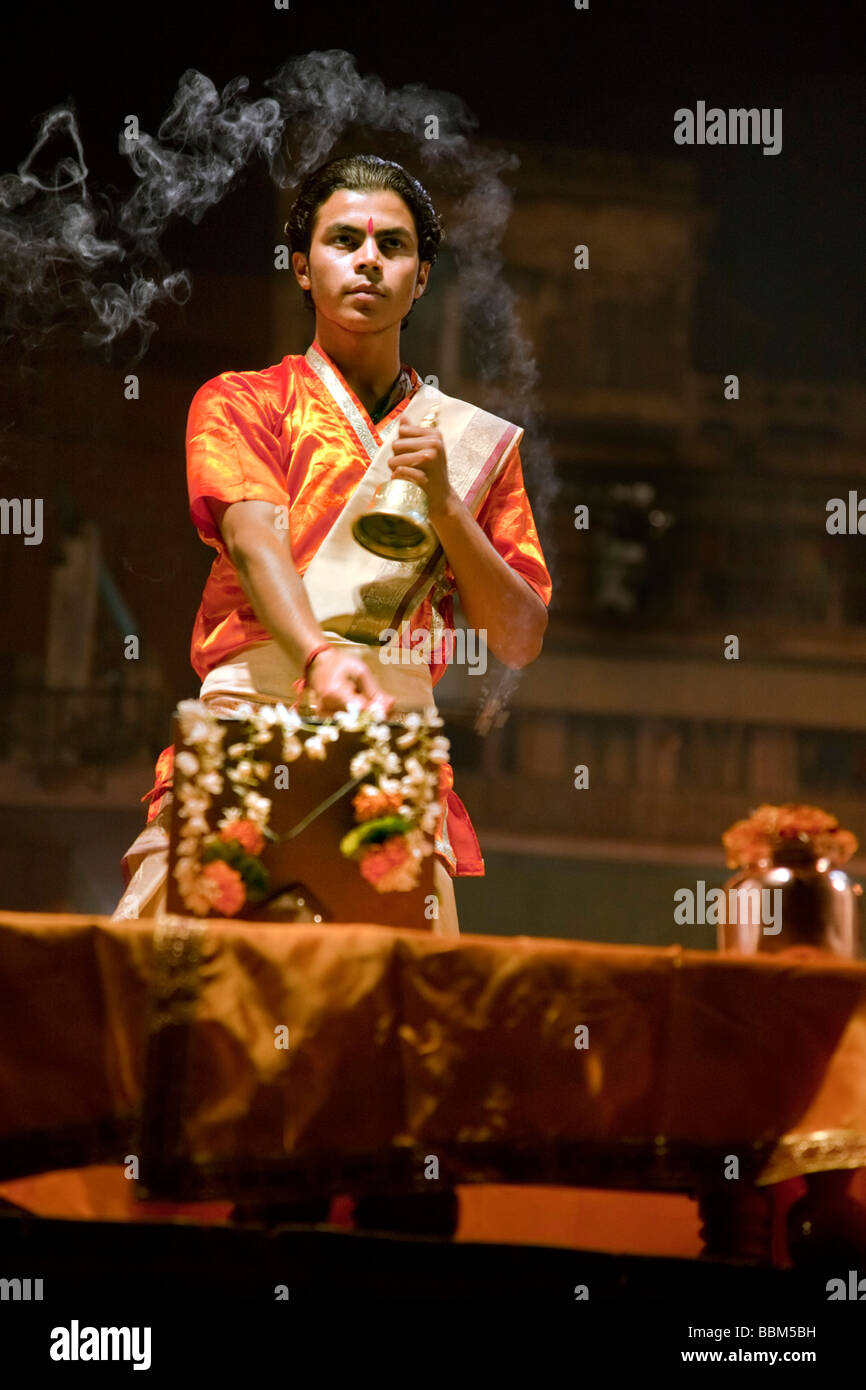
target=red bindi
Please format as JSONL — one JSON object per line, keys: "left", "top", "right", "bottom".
{"left": 367, "top": 217, "right": 375, "bottom": 235}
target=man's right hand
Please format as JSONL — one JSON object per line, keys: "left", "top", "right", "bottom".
{"left": 306, "top": 646, "right": 394, "bottom": 715}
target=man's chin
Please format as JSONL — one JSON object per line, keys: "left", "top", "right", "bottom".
{"left": 316, "top": 298, "right": 406, "bottom": 333}
{"left": 344, "top": 296, "right": 388, "bottom": 316}
{"left": 331, "top": 306, "right": 401, "bottom": 333}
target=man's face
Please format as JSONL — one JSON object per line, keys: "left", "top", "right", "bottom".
{"left": 292, "top": 187, "right": 430, "bottom": 334}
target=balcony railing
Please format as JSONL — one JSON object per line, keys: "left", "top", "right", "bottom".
{"left": 0, "top": 685, "right": 171, "bottom": 782}
{"left": 436, "top": 707, "right": 866, "bottom": 850}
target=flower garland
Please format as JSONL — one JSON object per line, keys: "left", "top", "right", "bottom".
{"left": 172, "top": 697, "right": 449, "bottom": 917}
{"left": 722, "top": 802, "right": 858, "bottom": 871}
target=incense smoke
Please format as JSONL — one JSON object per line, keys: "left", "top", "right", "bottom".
{"left": 1, "top": 49, "right": 559, "bottom": 716}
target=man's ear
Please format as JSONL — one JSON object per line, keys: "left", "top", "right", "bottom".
{"left": 291, "top": 251, "right": 311, "bottom": 290}
{"left": 414, "top": 260, "right": 431, "bottom": 300}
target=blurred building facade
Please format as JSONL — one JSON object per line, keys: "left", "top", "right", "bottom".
{"left": 2, "top": 141, "right": 864, "bottom": 935}
{"left": 433, "top": 145, "right": 866, "bottom": 899}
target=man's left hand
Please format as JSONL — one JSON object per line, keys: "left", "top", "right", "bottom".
{"left": 388, "top": 420, "right": 458, "bottom": 521}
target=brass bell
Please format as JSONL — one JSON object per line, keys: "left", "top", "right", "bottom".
{"left": 352, "top": 404, "right": 439, "bottom": 560}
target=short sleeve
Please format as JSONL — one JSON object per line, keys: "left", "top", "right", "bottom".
{"left": 475, "top": 445, "right": 552, "bottom": 606}
{"left": 186, "top": 371, "right": 290, "bottom": 547}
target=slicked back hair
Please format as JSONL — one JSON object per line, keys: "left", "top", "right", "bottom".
{"left": 285, "top": 154, "right": 443, "bottom": 327}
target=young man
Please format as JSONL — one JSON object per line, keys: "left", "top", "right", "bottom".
{"left": 113, "top": 154, "right": 552, "bottom": 935}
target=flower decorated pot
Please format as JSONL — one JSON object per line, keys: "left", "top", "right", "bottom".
{"left": 719, "top": 804, "right": 862, "bottom": 958}
{"left": 166, "top": 699, "right": 448, "bottom": 926}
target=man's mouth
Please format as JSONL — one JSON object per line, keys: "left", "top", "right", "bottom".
{"left": 347, "top": 285, "right": 383, "bottom": 297}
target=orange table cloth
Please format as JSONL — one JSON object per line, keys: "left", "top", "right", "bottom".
{"left": 1, "top": 911, "right": 865, "bottom": 1202}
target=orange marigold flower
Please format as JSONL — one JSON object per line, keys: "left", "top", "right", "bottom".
{"left": 722, "top": 802, "right": 858, "bottom": 869}
{"left": 201, "top": 860, "right": 247, "bottom": 916}
{"left": 219, "top": 819, "right": 265, "bottom": 856}
{"left": 358, "top": 835, "right": 418, "bottom": 892}
{"left": 352, "top": 785, "right": 404, "bottom": 822}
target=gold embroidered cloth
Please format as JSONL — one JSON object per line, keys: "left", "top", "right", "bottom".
{"left": 1, "top": 911, "right": 864, "bottom": 1196}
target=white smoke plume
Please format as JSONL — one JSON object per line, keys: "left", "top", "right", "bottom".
{"left": 1, "top": 49, "right": 558, "bottom": 715}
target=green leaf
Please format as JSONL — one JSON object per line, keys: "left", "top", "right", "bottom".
{"left": 339, "top": 816, "right": 409, "bottom": 858}
{"left": 200, "top": 838, "right": 269, "bottom": 896}
{"left": 243, "top": 860, "right": 270, "bottom": 899}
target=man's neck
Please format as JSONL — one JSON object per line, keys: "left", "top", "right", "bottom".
{"left": 313, "top": 321, "right": 404, "bottom": 417}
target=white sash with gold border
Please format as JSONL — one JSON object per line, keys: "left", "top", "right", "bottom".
{"left": 301, "top": 343, "right": 524, "bottom": 643}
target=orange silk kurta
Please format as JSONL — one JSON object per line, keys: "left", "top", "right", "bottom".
{"left": 145, "top": 340, "right": 552, "bottom": 876}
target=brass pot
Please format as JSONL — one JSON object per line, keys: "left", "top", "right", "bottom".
{"left": 719, "top": 841, "right": 862, "bottom": 958}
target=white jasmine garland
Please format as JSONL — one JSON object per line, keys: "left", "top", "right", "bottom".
{"left": 333, "top": 700, "right": 364, "bottom": 725}
{"left": 243, "top": 792, "right": 272, "bottom": 825}
{"left": 172, "top": 699, "right": 449, "bottom": 913}
{"left": 282, "top": 735, "right": 304, "bottom": 761}
{"left": 350, "top": 751, "right": 376, "bottom": 778}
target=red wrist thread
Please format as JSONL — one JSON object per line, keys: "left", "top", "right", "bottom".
{"left": 292, "top": 641, "right": 332, "bottom": 697}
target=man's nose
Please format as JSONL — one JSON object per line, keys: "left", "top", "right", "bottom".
{"left": 356, "top": 233, "right": 382, "bottom": 266}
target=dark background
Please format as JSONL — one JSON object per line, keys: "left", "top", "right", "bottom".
{"left": 2, "top": 0, "right": 862, "bottom": 378}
